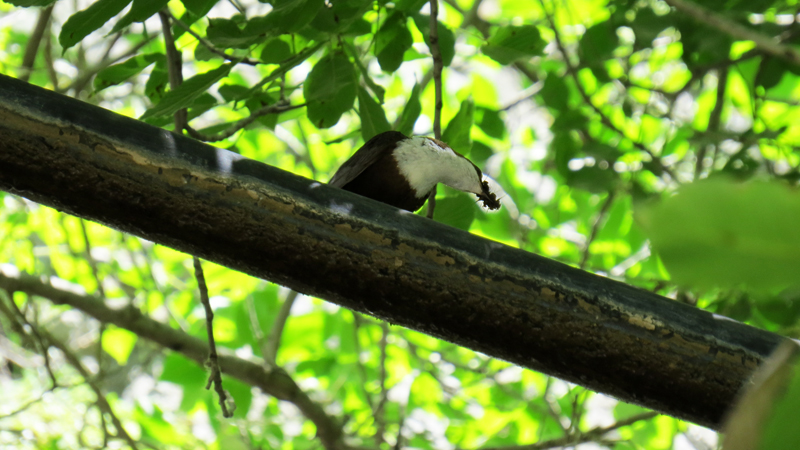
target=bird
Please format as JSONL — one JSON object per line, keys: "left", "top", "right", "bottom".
{"left": 328, "top": 131, "right": 500, "bottom": 212}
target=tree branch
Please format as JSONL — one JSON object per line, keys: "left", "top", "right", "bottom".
{"left": 194, "top": 257, "right": 234, "bottom": 417}
{"left": 664, "top": 0, "right": 800, "bottom": 67}
{"left": 0, "top": 75, "right": 788, "bottom": 428}
{"left": 0, "top": 270, "right": 350, "bottom": 450}
{"left": 426, "top": 0, "right": 444, "bottom": 219}
{"left": 19, "top": 4, "right": 54, "bottom": 83}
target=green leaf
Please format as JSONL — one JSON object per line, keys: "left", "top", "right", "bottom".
{"left": 5, "top": 0, "right": 55, "bottom": 6}
{"left": 375, "top": 13, "right": 413, "bottom": 72}
{"left": 358, "top": 87, "right": 391, "bottom": 142}
{"left": 260, "top": 38, "right": 292, "bottom": 64}
{"left": 757, "top": 57, "right": 788, "bottom": 90}
{"left": 59, "top": 0, "right": 133, "bottom": 50}
{"left": 397, "top": 83, "right": 421, "bottom": 136}
{"left": 579, "top": 21, "right": 618, "bottom": 64}
{"left": 160, "top": 353, "right": 208, "bottom": 410}
{"left": 304, "top": 52, "right": 357, "bottom": 129}
{"left": 110, "top": 0, "right": 168, "bottom": 33}
{"left": 482, "top": 25, "right": 545, "bottom": 65}
{"left": 441, "top": 99, "right": 475, "bottom": 154}
{"left": 476, "top": 107, "right": 505, "bottom": 139}
{"left": 94, "top": 53, "right": 163, "bottom": 92}
{"left": 629, "top": 7, "right": 670, "bottom": 50}
{"left": 180, "top": 0, "right": 217, "bottom": 17}
{"left": 435, "top": 192, "right": 477, "bottom": 231}
{"left": 101, "top": 327, "right": 137, "bottom": 365}
{"left": 141, "top": 63, "right": 233, "bottom": 119}
{"left": 145, "top": 57, "right": 169, "bottom": 102}
{"left": 412, "top": 14, "right": 455, "bottom": 66}
{"left": 244, "top": 0, "right": 324, "bottom": 35}
{"left": 566, "top": 166, "right": 618, "bottom": 193}
{"left": 643, "top": 179, "right": 800, "bottom": 290}
{"left": 207, "top": 18, "right": 261, "bottom": 49}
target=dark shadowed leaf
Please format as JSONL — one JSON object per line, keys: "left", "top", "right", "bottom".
{"left": 59, "top": 0, "right": 133, "bottom": 50}
{"left": 442, "top": 100, "right": 475, "bottom": 153}
{"left": 207, "top": 18, "right": 262, "bottom": 49}
{"left": 397, "top": 83, "right": 421, "bottom": 136}
{"left": 541, "top": 73, "right": 569, "bottom": 111}
{"left": 180, "top": 0, "right": 217, "bottom": 17}
{"left": 412, "top": 13, "right": 455, "bottom": 66}
{"left": 579, "top": 21, "right": 618, "bottom": 64}
{"left": 358, "top": 87, "right": 391, "bottom": 141}
{"left": 244, "top": 0, "right": 324, "bottom": 35}
{"left": 260, "top": 38, "right": 292, "bottom": 64}
{"left": 304, "top": 52, "right": 357, "bottom": 128}
{"left": 435, "top": 192, "right": 477, "bottom": 231}
{"left": 482, "top": 25, "right": 545, "bottom": 65}
{"left": 110, "top": 0, "right": 168, "bottom": 33}
{"left": 5, "top": 0, "right": 55, "bottom": 6}
{"left": 375, "top": 13, "right": 413, "bottom": 72}
{"left": 141, "top": 64, "right": 233, "bottom": 119}
{"left": 476, "top": 107, "right": 505, "bottom": 139}
{"left": 94, "top": 53, "right": 163, "bottom": 92}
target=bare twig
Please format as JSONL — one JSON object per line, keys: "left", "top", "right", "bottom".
{"left": 373, "top": 322, "right": 390, "bottom": 446}
{"left": 263, "top": 290, "right": 298, "bottom": 365}
{"left": 194, "top": 257, "right": 234, "bottom": 418}
{"left": 158, "top": 10, "right": 187, "bottom": 131}
{"left": 427, "top": 0, "right": 444, "bottom": 219}
{"left": 579, "top": 191, "right": 616, "bottom": 270}
{"left": 19, "top": 4, "right": 54, "bottom": 82}
{"left": 42, "top": 327, "right": 139, "bottom": 449}
{"left": 664, "top": 0, "right": 800, "bottom": 67}
{"left": 477, "top": 411, "right": 659, "bottom": 450}
{"left": 184, "top": 102, "right": 306, "bottom": 142}
{"left": 696, "top": 68, "right": 729, "bottom": 180}
{"left": 168, "top": 13, "right": 259, "bottom": 65}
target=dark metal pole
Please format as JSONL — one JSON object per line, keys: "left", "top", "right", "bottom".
{"left": 0, "top": 74, "right": 783, "bottom": 428}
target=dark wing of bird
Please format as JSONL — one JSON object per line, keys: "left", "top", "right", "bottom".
{"left": 328, "top": 131, "right": 408, "bottom": 188}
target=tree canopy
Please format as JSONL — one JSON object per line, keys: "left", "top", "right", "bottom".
{"left": 1, "top": 0, "right": 800, "bottom": 448}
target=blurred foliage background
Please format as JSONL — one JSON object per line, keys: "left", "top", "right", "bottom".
{"left": 1, "top": 0, "right": 800, "bottom": 447}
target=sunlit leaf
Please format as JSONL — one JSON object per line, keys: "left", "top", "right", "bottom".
{"left": 643, "top": 179, "right": 800, "bottom": 290}
{"left": 141, "top": 63, "right": 233, "bottom": 119}
{"left": 482, "top": 25, "right": 545, "bottom": 65}
{"left": 59, "top": 0, "right": 133, "bottom": 50}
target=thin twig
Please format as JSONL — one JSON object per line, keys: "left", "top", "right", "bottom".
{"left": 696, "top": 67, "right": 729, "bottom": 180}
{"left": 168, "top": 13, "right": 259, "bottom": 65}
{"left": 579, "top": 191, "right": 616, "bottom": 270}
{"left": 1, "top": 293, "right": 139, "bottom": 449}
{"left": 194, "top": 257, "right": 234, "bottom": 418}
{"left": 427, "top": 0, "right": 444, "bottom": 219}
{"left": 158, "top": 10, "right": 187, "bottom": 131}
{"left": 373, "top": 322, "right": 390, "bottom": 446}
{"left": 44, "top": 328, "right": 139, "bottom": 449}
{"left": 19, "top": 4, "right": 54, "bottom": 82}
{"left": 476, "top": 411, "right": 659, "bottom": 450}
{"left": 184, "top": 102, "right": 306, "bottom": 142}
{"left": 664, "top": 0, "right": 800, "bottom": 67}
{"left": 263, "top": 290, "right": 298, "bottom": 365}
